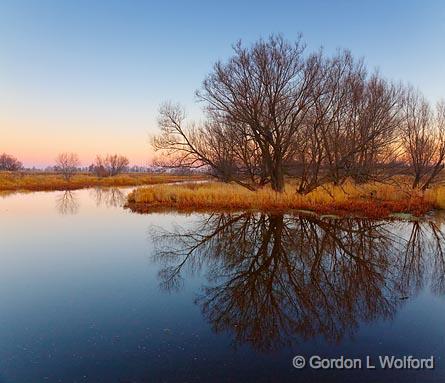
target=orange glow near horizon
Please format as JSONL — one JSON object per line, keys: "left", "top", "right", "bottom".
{"left": 1, "top": 116, "right": 155, "bottom": 168}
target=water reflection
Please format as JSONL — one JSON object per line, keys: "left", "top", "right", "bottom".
{"left": 150, "top": 213, "right": 445, "bottom": 351}
{"left": 90, "top": 187, "right": 126, "bottom": 208}
{"left": 55, "top": 190, "right": 79, "bottom": 215}
{"left": 53, "top": 187, "right": 127, "bottom": 215}
{"left": 403, "top": 220, "right": 445, "bottom": 295}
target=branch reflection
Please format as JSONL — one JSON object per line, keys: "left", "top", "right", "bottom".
{"left": 55, "top": 190, "right": 79, "bottom": 215}
{"left": 150, "top": 213, "right": 445, "bottom": 351}
{"left": 91, "top": 187, "right": 126, "bottom": 208}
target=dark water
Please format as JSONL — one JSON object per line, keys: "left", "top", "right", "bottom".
{"left": 1, "top": 188, "right": 445, "bottom": 383}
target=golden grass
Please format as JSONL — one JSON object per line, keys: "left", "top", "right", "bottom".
{"left": 425, "top": 186, "right": 445, "bottom": 209}
{"left": 0, "top": 172, "right": 207, "bottom": 192}
{"left": 127, "top": 180, "right": 443, "bottom": 218}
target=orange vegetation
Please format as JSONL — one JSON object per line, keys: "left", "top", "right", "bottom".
{"left": 127, "top": 181, "right": 445, "bottom": 218}
{"left": 0, "top": 172, "right": 207, "bottom": 192}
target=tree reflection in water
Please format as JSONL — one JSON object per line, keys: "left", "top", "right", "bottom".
{"left": 90, "top": 187, "right": 126, "bottom": 208}
{"left": 150, "top": 213, "right": 445, "bottom": 351}
{"left": 55, "top": 190, "right": 79, "bottom": 215}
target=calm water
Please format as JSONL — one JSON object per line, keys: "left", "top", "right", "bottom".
{"left": 1, "top": 188, "right": 445, "bottom": 383}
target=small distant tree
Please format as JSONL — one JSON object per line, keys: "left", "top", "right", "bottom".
{"left": 0, "top": 153, "right": 23, "bottom": 171}
{"left": 106, "top": 154, "right": 129, "bottom": 176}
{"left": 55, "top": 153, "right": 80, "bottom": 181}
{"left": 92, "top": 154, "right": 129, "bottom": 177}
{"left": 90, "top": 158, "right": 108, "bottom": 177}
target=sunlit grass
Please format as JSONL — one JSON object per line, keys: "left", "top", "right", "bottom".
{"left": 0, "top": 172, "right": 207, "bottom": 192}
{"left": 425, "top": 186, "right": 445, "bottom": 209}
{"left": 127, "top": 179, "right": 441, "bottom": 218}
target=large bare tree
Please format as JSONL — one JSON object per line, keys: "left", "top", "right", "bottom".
{"left": 153, "top": 36, "right": 321, "bottom": 192}
{"left": 152, "top": 35, "right": 441, "bottom": 193}
{"left": 295, "top": 52, "right": 404, "bottom": 193}
{"left": 197, "top": 35, "right": 320, "bottom": 192}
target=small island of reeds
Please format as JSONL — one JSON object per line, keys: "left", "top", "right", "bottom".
{"left": 126, "top": 180, "right": 445, "bottom": 219}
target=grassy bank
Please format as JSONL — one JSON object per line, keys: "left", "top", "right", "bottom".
{"left": 126, "top": 181, "right": 445, "bottom": 218}
{"left": 0, "top": 172, "right": 207, "bottom": 192}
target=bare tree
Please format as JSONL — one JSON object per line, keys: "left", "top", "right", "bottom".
{"left": 401, "top": 89, "right": 445, "bottom": 190}
{"left": 153, "top": 103, "right": 255, "bottom": 187}
{"left": 152, "top": 35, "right": 440, "bottom": 193}
{"left": 197, "top": 35, "right": 321, "bottom": 192}
{"left": 0, "top": 153, "right": 23, "bottom": 171}
{"left": 55, "top": 153, "right": 80, "bottom": 181}
{"left": 153, "top": 36, "right": 321, "bottom": 192}
{"left": 293, "top": 52, "right": 404, "bottom": 193}
{"left": 92, "top": 154, "right": 129, "bottom": 177}
{"left": 326, "top": 73, "right": 403, "bottom": 185}
{"left": 105, "top": 154, "right": 129, "bottom": 176}
{"left": 153, "top": 102, "right": 210, "bottom": 170}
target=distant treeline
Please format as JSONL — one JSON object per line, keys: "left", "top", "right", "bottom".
{"left": 153, "top": 35, "right": 445, "bottom": 192}
{"left": 0, "top": 152, "right": 203, "bottom": 179}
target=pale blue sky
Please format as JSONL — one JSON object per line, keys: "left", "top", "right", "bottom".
{"left": 1, "top": 0, "right": 444, "bottom": 166}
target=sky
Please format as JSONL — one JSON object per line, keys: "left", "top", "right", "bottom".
{"left": 1, "top": 0, "right": 444, "bottom": 167}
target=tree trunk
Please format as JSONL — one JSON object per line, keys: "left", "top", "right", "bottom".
{"left": 271, "top": 164, "right": 285, "bottom": 192}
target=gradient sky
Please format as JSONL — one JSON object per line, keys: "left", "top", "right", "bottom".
{"left": 1, "top": 0, "right": 444, "bottom": 167}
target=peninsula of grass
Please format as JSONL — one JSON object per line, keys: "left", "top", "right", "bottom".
{"left": 0, "top": 172, "right": 207, "bottom": 192}
{"left": 126, "top": 180, "right": 445, "bottom": 219}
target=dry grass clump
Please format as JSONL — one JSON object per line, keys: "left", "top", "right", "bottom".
{"left": 425, "top": 186, "right": 445, "bottom": 209}
{"left": 0, "top": 172, "right": 207, "bottom": 192}
{"left": 127, "top": 180, "right": 439, "bottom": 218}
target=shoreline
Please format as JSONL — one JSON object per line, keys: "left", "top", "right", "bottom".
{"left": 125, "top": 200, "right": 434, "bottom": 220}
{"left": 0, "top": 172, "right": 208, "bottom": 192}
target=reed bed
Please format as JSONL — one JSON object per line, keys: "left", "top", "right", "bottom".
{"left": 0, "top": 172, "right": 207, "bottom": 192}
{"left": 127, "top": 180, "right": 444, "bottom": 218}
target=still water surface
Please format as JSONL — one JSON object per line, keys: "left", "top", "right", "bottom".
{"left": 1, "top": 188, "right": 445, "bottom": 382}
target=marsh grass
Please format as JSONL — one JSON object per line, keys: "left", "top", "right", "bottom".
{"left": 127, "top": 180, "right": 444, "bottom": 218}
{"left": 0, "top": 172, "right": 207, "bottom": 192}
